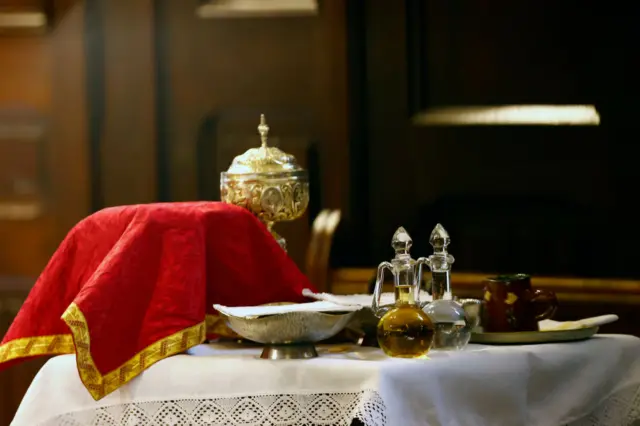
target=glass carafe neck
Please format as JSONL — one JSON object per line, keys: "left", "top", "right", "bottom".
{"left": 428, "top": 224, "right": 455, "bottom": 301}
{"left": 430, "top": 270, "right": 452, "bottom": 300}
{"left": 395, "top": 284, "right": 417, "bottom": 305}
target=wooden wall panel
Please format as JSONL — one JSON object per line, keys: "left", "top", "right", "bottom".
{"left": 0, "top": 38, "right": 51, "bottom": 110}
{"left": 49, "top": 1, "right": 89, "bottom": 241}
{"left": 363, "top": 0, "right": 410, "bottom": 261}
{"left": 308, "top": 0, "right": 349, "bottom": 213}
{"left": 99, "top": 0, "right": 157, "bottom": 207}
{"left": 0, "top": 34, "right": 55, "bottom": 276}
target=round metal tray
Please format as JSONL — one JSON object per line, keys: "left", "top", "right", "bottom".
{"left": 470, "top": 326, "right": 599, "bottom": 345}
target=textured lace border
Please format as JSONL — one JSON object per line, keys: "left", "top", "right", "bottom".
{"left": 565, "top": 382, "right": 640, "bottom": 426}
{"left": 45, "top": 390, "right": 387, "bottom": 426}
{"left": 35, "top": 383, "right": 640, "bottom": 426}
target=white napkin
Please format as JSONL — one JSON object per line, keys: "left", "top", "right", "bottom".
{"left": 302, "top": 288, "right": 432, "bottom": 308}
{"left": 213, "top": 301, "right": 361, "bottom": 318}
{"left": 539, "top": 314, "right": 619, "bottom": 331}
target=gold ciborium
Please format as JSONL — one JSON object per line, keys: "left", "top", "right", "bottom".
{"left": 220, "top": 114, "right": 309, "bottom": 251}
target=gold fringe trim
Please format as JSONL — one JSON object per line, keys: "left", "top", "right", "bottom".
{"left": 0, "top": 318, "right": 225, "bottom": 365}
{"left": 206, "top": 313, "right": 240, "bottom": 339}
{"left": 0, "top": 334, "right": 75, "bottom": 363}
{"left": 0, "top": 308, "right": 225, "bottom": 400}
{"left": 62, "top": 303, "right": 206, "bottom": 400}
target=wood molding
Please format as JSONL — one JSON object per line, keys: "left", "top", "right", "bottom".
{"left": 50, "top": 1, "right": 90, "bottom": 242}
{"left": 330, "top": 268, "right": 640, "bottom": 305}
{"left": 93, "top": 0, "right": 158, "bottom": 208}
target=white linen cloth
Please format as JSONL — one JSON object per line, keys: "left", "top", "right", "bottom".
{"left": 539, "top": 315, "right": 619, "bottom": 331}
{"left": 302, "top": 288, "right": 432, "bottom": 307}
{"left": 12, "top": 335, "right": 640, "bottom": 426}
{"left": 213, "top": 300, "right": 361, "bottom": 318}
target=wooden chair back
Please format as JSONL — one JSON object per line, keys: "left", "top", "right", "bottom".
{"left": 305, "top": 209, "right": 341, "bottom": 292}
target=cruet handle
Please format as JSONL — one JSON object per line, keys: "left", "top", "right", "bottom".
{"left": 372, "top": 261, "right": 393, "bottom": 316}
{"left": 416, "top": 256, "right": 432, "bottom": 278}
{"left": 416, "top": 257, "right": 432, "bottom": 308}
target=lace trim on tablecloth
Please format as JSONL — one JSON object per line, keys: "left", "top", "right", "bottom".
{"left": 43, "top": 390, "right": 386, "bottom": 426}
{"left": 566, "top": 382, "right": 640, "bottom": 426}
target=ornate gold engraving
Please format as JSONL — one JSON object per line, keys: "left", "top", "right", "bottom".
{"left": 220, "top": 178, "right": 309, "bottom": 224}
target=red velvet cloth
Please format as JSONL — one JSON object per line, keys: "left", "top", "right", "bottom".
{"left": 0, "top": 202, "right": 314, "bottom": 398}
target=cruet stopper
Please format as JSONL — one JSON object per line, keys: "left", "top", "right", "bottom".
{"left": 220, "top": 114, "right": 309, "bottom": 251}
{"left": 391, "top": 226, "right": 412, "bottom": 254}
{"left": 422, "top": 223, "right": 471, "bottom": 351}
{"left": 372, "top": 227, "right": 435, "bottom": 358}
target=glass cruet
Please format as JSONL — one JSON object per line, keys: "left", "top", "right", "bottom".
{"left": 372, "top": 227, "right": 435, "bottom": 358}
{"left": 422, "top": 224, "right": 471, "bottom": 350}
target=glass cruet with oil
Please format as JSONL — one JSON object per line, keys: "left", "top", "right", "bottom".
{"left": 372, "top": 227, "right": 435, "bottom": 358}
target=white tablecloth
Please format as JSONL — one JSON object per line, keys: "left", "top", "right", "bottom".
{"left": 12, "top": 335, "right": 640, "bottom": 426}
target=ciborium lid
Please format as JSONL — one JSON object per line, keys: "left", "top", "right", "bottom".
{"left": 225, "top": 114, "right": 304, "bottom": 175}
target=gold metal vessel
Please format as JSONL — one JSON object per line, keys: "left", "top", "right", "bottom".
{"left": 220, "top": 114, "right": 309, "bottom": 251}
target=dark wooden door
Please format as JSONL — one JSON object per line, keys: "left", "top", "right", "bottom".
{"left": 352, "top": 0, "right": 639, "bottom": 279}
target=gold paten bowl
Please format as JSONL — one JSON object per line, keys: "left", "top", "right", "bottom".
{"left": 220, "top": 115, "right": 309, "bottom": 251}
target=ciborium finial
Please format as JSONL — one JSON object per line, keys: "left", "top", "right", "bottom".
{"left": 258, "top": 114, "right": 270, "bottom": 148}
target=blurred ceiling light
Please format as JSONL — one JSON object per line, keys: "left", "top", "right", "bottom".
{"left": 197, "top": 0, "right": 318, "bottom": 18}
{"left": 0, "top": 11, "right": 47, "bottom": 29}
{"left": 413, "top": 105, "right": 600, "bottom": 126}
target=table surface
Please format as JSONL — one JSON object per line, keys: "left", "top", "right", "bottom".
{"left": 12, "top": 334, "right": 640, "bottom": 426}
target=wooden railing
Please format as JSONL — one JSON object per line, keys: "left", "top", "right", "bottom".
{"left": 330, "top": 268, "right": 640, "bottom": 303}
{"left": 330, "top": 268, "right": 640, "bottom": 337}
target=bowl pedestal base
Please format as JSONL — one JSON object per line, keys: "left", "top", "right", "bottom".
{"left": 260, "top": 343, "right": 318, "bottom": 359}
